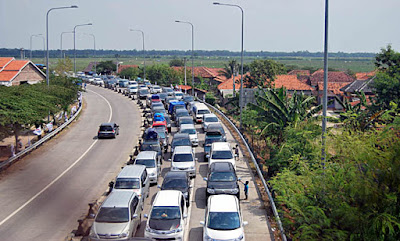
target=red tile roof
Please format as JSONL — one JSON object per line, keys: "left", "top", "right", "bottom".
{"left": 172, "top": 66, "right": 226, "bottom": 81}
{"left": 355, "top": 71, "right": 376, "bottom": 80}
{"left": 273, "top": 75, "right": 314, "bottom": 91}
{"left": 217, "top": 75, "right": 242, "bottom": 90}
{"left": 118, "top": 64, "right": 139, "bottom": 73}
{"left": 177, "top": 85, "right": 192, "bottom": 91}
{"left": 3, "top": 60, "right": 29, "bottom": 71}
{"left": 0, "top": 57, "right": 14, "bottom": 70}
{"left": 287, "top": 70, "right": 310, "bottom": 76}
{"left": 0, "top": 57, "right": 44, "bottom": 83}
{"left": 317, "top": 82, "right": 351, "bottom": 95}
{"left": 0, "top": 71, "right": 19, "bottom": 82}
{"left": 310, "top": 69, "right": 354, "bottom": 86}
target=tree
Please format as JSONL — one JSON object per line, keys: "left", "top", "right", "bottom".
{"left": 54, "top": 57, "right": 73, "bottom": 76}
{"left": 169, "top": 58, "right": 184, "bottom": 67}
{"left": 97, "top": 61, "right": 116, "bottom": 74}
{"left": 205, "top": 92, "right": 216, "bottom": 105}
{"left": 245, "top": 59, "right": 286, "bottom": 88}
{"left": 119, "top": 67, "right": 140, "bottom": 80}
{"left": 146, "top": 64, "right": 180, "bottom": 86}
{"left": 373, "top": 72, "right": 400, "bottom": 108}
{"left": 375, "top": 45, "right": 400, "bottom": 76}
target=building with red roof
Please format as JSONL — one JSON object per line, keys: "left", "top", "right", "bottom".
{"left": 310, "top": 69, "right": 355, "bottom": 86}
{"left": 0, "top": 57, "right": 45, "bottom": 87}
{"left": 117, "top": 64, "right": 139, "bottom": 74}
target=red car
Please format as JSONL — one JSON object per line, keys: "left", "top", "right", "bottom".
{"left": 152, "top": 121, "right": 168, "bottom": 133}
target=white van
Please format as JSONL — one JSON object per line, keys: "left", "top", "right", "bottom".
{"left": 134, "top": 151, "right": 161, "bottom": 184}
{"left": 112, "top": 165, "right": 150, "bottom": 205}
{"left": 208, "top": 142, "right": 236, "bottom": 168}
{"left": 144, "top": 190, "right": 187, "bottom": 240}
{"left": 89, "top": 191, "right": 142, "bottom": 240}
{"left": 192, "top": 103, "right": 210, "bottom": 123}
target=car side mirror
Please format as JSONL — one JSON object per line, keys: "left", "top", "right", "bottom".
{"left": 132, "top": 214, "right": 138, "bottom": 219}
{"left": 203, "top": 177, "right": 208, "bottom": 181}
{"left": 144, "top": 214, "right": 148, "bottom": 218}
{"left": 200, "top": 221, "right": 205, "bottom": 226}
{"left": 243, "top": 221, "right": 249, "bottom": 226}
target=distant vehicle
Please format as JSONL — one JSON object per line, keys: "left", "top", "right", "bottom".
{"left": 134, "top": 151, "right": 161, "bottom": 184}
{"left": 200, "top": 195, "right": 248, "bottom": 241}
{"left": 204, "top": 132, "right": 225, "bottom": 160}
{"left": 138, "top": 88, "right": 150, "bottom": 99}
{"left": 183, "top": 95, "right": 194, "bottom": 106}
{"left": 160, "top": 171, "right": 191, "bottom": 207}
{"left": 204, "top": 162, "right": 240, "bottom": 200}
{"left": 202, "top": 113, "right": 220, "bottom": 131}
{"left": 206, "top": 123, "right": 226, "bottom": 141}
{"left": 169, "top": 146, "right": 197, "bottom": 178}
{"left": 151, "top": 85, "right": 162, "bottom": 94}
{"left": 158, "top": 92, "right": 168, "bottom": 103}
{"left": 192, "top": 103, "right": 210, "bottom": 123}
{"left": 170, "top": 133, "right": 192, "bottom": 153}
{"left": 177, "top": 116, "right": 194, "bottom": 128}
{"left": 162, "top": 87, "right": 174, "bottom": 96}
{"left": 208, "top": 142, "right": 236, "bottom": 168}
{"left": 179, "top": 123, "right": 198, "bottom": 146}
{"left": 118, "top": 79, "right": 129, "bottom": 88}
{"left": 97, "top": 122, "right": 119, "bottom": 139}
{"left": 173, "top": 91, "right": 184, "bottom": 100}
{"left": 174, "top": 109, "right": 190, "bottom": 122}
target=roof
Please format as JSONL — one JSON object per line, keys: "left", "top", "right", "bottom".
{"left": 212, "top": 142, "right": 231, "bottom": 150}
{"left": 209, "top": 194, "right": 238, "bottom": 212}
{"left": 0, "top": 57, "right": 14, "bottom": 70}
{"left": 0, "top": 57, "right": 45, "bottom": 83}
{"left": 355, "top": 71, "right": 376, "bottom": 80}
{"left": 164, "top": 171, "right": 188, "bottom": 179}
{"left": 273, "top": 75, "right": 314, "bottom": 91}
{"left": 210, "top": 162, "right": 235, "bottom": 172}
{"left": 317, "top": 82, "right": 351, "bottom": 95}
{"left": 117, "top": 165, "right": 146, "bottom": 179}
{"left": 173, "top": 133, "right": 190, "bottom": 139}
{"left": 217, "top": 75, "right": 243, "bottom": 90}
{"left": 117, "top": 64, "right": 139, "bottom": 73}
{"left": 287, "top": 69, "right": 311, "bottom": 76}
{"left": 177, "top": 85, "right": 192, "bottom": 91}
{"left": 310, "top": 69, "right": 355, "bottom": 86}
{"left": 154, "top": 190, "right": 182, "bottom": 206}
{"left": 102, "top": 191, "right": 135, "bottom": 208}
{"left": 180, "top": 123, "right": 196, "bottom": 129}
{"left": 136, "top": 151, "right": 157, "bottom": 159}
{"left": 341, "top": 76, "right": 375, "bottom": 93}
{"left": 173, "top": 145, "right": 193, "bottom": 153}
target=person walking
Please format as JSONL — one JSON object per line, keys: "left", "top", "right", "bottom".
{"left": 235, "top": 144, "right": 239, "bottom": 161}
{"left": 240, "top": 180, "right": 249, "bottom": 200}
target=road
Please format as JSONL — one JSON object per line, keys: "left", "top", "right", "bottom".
{"left": 0, "top": 85, "right": 142, "bottom": 241}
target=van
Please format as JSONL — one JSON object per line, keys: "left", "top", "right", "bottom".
{"left": 169, "top": 145, "right": 197, "bottom": 178}
{"left": 192, "top": 103, "right": 210, "bottom": 123}
{"left": 134, "top": 151, "right": 161, "bottom": 184}
{"left": 144, "top": 190, "right": 187, "bottom": 240}
{"left": 89, "top": 191, "right": 142, "bottom": 240}
{"left": 113, "top": 165, "right": 150, "bottom": 204}
{"left": 208, "top": 142, "right": 236, "bottom": 168}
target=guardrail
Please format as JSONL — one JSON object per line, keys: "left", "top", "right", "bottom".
{"left": 0, "top": 98, "right": 83, "bottom": 169}
{"left": 202, "top": 101, "right": 287, "bottom": 241}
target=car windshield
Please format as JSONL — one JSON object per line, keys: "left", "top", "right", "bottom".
{"left": 173, "top": 153, "right": 193, "bottom": 162}
{"left": 114, "top": 178, "right": 140, "bottom": 189}
{"left": 209, "top": 172, "right": 236, "bottom": 182}
{"left": 181, "top": 128, "right": 196, "bottom": 135}
{"left": 175, "top": 105, "right": 185, "bottom": 110}
{"left": 162, "top": 178, "right": 188, "bottom": 189}
{"left": 135, "top": 159, "right": 156, "bottom": 168}
{"left": 150, "top": 206, "right": 181, "bottom": 220}
{"left": 99, "top": 125, "right": 113, "bottom": 131}
{"left": 205, "top": 117, "right": 219, "bottom": 123}
{"left": 140, "top": 89, "right": 149, "bottom": 94}
{"left": 159, "top": 93, "right": 167, "bottom": 99}
{"left": 184, "top": 96, "right": 193, "bottom": 102}
{"left": 207, "top": 212, "right": 240, "bottom": 230}
{"left": 172, "top": 138, "right": 191, "bottom": 147}
{"left": 180, "top": 119, "right": 193, "bottom": 125}
{"left": 205, "top": 138, "right": 223, "bottom": 145}
{"left": 212, "top": 150, "right": 233, "bottom": 159}
{"left": 141, "top": 143, "right": 161, "bottom": 152}
{"left": 198, "top": 109, "right": 210, "bottom": 114}
{"left": 156, "top": 130, "right": 166, "bottom": 138}
{"left": 96, "top": 207, "right": 129, "bottom": 223}
{"left": 130, "top": 86, "right": 137, "bottom": 89}
{"left": 175, "top": 93, "right": 183, "bottom": 97}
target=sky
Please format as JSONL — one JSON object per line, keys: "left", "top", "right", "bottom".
{"left": 0, "top": 0, "right": 399, "bottom": 53}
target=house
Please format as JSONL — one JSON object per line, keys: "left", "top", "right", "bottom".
{"left": 273, "top": 75, "right": 314, "bottom": 96}
{"left": 217, "top": 74, "right": 243, "bottom": 97}
{"left": 310, "top": 69, "right": 354, "bottom": 87}
{"left": 355, "top": 71, "right": 376, "bottom": 80}
{"left": 288, "top": 69, "right": 311, "bottom": 83}
{"left": 341, "top": 76, "right": 376, "bottom": 104}
{"left": 316, "top": 82, "right": 351, "bottom": 110}
{"left": 118, "top": 64, "right": 139, "bottom": 74}
{"left": 0, "top": 57, "right": 45, "bottom": 87}
{"left": 172, "top": 66, "right": 227, "bottom": 87}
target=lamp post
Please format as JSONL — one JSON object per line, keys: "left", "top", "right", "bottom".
{"left": 60, "top": 31, "right": 73, "bottom": 58}
{"left": 213, "top": 2, "right": 244, "bottom": 130}
{"left": 74, "top": 23, "right": 92, "bottom": 74}
{"left": 46, "top": 5, "right": 78, "bottom": 86}
{"left": 84, "top": 33, "right": 97, "bottom": 74}
{"left": 321, "top": 0, "right": 329, "bottom": 164}
{"left": 175, "top": 20, "right": 194, "bottom": 96}
{"left": 129, "top": 29, "right": 146, "bottom": 81}
{"left": 30, "top": 34, "right": 43, "bottom": 60}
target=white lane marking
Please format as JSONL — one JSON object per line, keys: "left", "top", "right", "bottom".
{"left": 184, "top": 178, "right": 195, "bottom": 241}
{"left": 0, "top": 88, "right": 112, "bottom": 227}
{"left": 87, "top": 89, "right": 113, "bottom": 122}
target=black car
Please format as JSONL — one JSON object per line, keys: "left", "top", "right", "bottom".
{"left": 97, "top": 122, "right": 119, "bottom": 138}
{"left": 140, "top": 139, "right": 163, "bottom": 163}
{"left": 158, "top": 92, "right": 168, "bottom": 103}
{"left": 206, "top": 123, "right": 226, "bottom": 141}
{"left": 177, "top": 116, "right": 194, "bottom": 128}
{"left": 204, "top": 133, "right": 225, "bottom": 160}
{"left": 204, "top": 162, "right": 240, "bottom": 200}
{"left": 138, "top": 88, "right": 150, "bottom": 99}
{"left": 174, "top": 109, "right": 190, "bottom": 122}
{"left": 153, "top": 127, "right": 169, "bottom": 150}
{"left": 170, "top": 133, "right": 191, "bottom": 153}
{"left": 160, "top": 171, "right": 191, "bottom": 207}
{"left": 183, "top": 95, "right": 194, "bottom": 106}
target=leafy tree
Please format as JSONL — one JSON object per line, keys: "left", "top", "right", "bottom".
{"left": 373, "top": 72, "right": 400, "bottom": 108}
{"left": 205, "top": 92, "right": 216, "bottom": 105}
{"left": 169, "top": 58, "right": 184, "bottom": 67}
{"left": 54, "top": 57, "right": 73, "bottom": 76}
{"left": 375, "top": 45, "right": 400, "bottom": 75}
{"left": 119, "top": 67, "right": 140, "bottom": 80}
{"left": 245, "top": 59, "right": 286, "bottom": 88}
{"left": 146, "top": 64, "right": 180, "bottom": 86}
{"left": 97, "top": 61, "right": 116, "bottom": 74}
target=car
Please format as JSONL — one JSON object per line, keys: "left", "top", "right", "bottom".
{"left": 126, "top": 85, "right": 138, "bottom": 98}
{"left": 168, "top": 101, "right": 185, "bottom": 115}
{"left": 192, "top": 103, "right": 210, "bottom": 123}
{"left": 150, "top": 101, "right": 164, "bottom": 109}
{"left": 169, "top": 146, "right": 197, "bottom": 177}
{"left": 204, "top": 132, "right": 225, "bottom": 160}
{"left": 173, "top": 91, "right": 184, "bottom": 100}
{"left": 97, "top": 122, "right": 119, "bottom": 139}
{"left": 204, "top": 162, "right": 240, "bottom": 200}
{"left": 153, "top": 127, "right": 169, "bottom": 150}
{"left": 208, "top": 142, "right": 236, "bottom": 168}
{"left": 89, "top": 191, "right": 142, "bottom": 240}
{"left": 171, "top": 133, "right": 192, "bottom": 153}
{"left": 162, "top": 87, "right": 174, "bottom": 96}
{"left": 177, "top": 116, "right": 194, "bottom": 128}
{"left": 202, "top": 113, "right": 220, "bottom": 131}
{"left": 183, "top": 95, "right": 194, "bottom": 106}
{"left": 118, "top": 79, "right": 129, "bottom": 88}
{"left": 158, "top": 92, "right": 168, "bottom": 103}
{"left": 151, "top": 85, "right": 162, "bottom": 94}
{"left": 147, "top": 94, "right": 161, "bottom": 107}
{"left": 174, "top": 109, "right": 190, "bottom": 122}
{"left": 164, "top": 115, "right": 172, "bottom": 133}
{"left": 200, "top": 195, "right": 248, "bottom": 241}
{"left": 140, "top": 139, "right": 163, "bottom": 164}
{"left": 206, "top": 123, "right": 226, "bottom": 141}
{"left": 144, "top": 190, "right": 187, "bottom": 240}
{"left": 151, "top": 106, "right": 167, "bottom": 117}
{"left": 165, "top": 96, "right": 178, "bottom": 109}
{"left": 159, "top": 171, "right": 191, "bottom": 207}
{"left": 179, "top": 123, "right": 198, "bottom": 146}
{"left": 134, "top": 151, "right": 161, "bottom": 184}
{"left": 187, "top": 101, "right": 200, "bottom": 115}
{"left": 138, "top": 88, "right": 150, "bottom": 99}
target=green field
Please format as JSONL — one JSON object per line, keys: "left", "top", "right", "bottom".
{"left": 33, "top": 56, "right": 376, "bottom": 73}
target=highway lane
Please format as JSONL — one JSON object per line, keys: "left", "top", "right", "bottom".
{"left": 0, "top": 85, "right": 142, "bottom": 240}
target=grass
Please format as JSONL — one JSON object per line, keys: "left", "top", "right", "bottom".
{"left": 32, "top": 55, "right": 376, "bottom": 73}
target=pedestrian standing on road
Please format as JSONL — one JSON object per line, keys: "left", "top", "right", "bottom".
{"left": 240, "top": 180, "right": 249, "bottom": 200}
{"left": 84, "top": 82, "right": 87, "bottom": 90}
{"left": 235, "top": 144, "right": 239, "bottom": 161}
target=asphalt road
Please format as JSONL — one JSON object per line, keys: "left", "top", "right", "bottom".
{"left": 0, "top": 85, "right": 142, "bottom": 241}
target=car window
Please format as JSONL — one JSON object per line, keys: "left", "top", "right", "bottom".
{"left": 162, "top": 178, "right": 188, "bottom": 189}
{"left": 173, "top": 153, "right": 193, "bottom": 162}
{"left": 130, "top": 196, "right": 139, "bottom": 215}
{"left": 207, "top": 212, "right": 240, "bottom": 230}
{"left": 172, "top": 138, "right": 191, "bottom": 146}
{"left": 115, "top": 178, "right": 140, "bottom": 189}
{"left": 96, "top": 207, "right": 129, "bottom": 223}
{"left": 99, "top": 126, "right": 113, "bottom": 131}
{"left": 205, "top": 117, "right": 219, "bottom": 122}
{"left": 211, "top": 150, "right": 233, "bottom": 159}
{"left": 181, "top": 128, "right": 196, "bottom": 135}
{"left": 209, "top": 172, "right": 236, "bottom": 182}
{"left": 198, "top": 109, "right": 210, "bottom": 114}
{"left": 135, "top": 159, "right": 156, "bottom": 168}
{"left": 150, "top": 206, "right": 181, "bottom": 220}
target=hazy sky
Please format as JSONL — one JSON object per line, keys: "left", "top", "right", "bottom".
{"left": 0, "top": 0, "right": 399, "bottom": 53}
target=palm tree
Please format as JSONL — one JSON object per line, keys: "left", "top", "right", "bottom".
{"left": 218, "top": 60, "right": 240, "bottom": 93}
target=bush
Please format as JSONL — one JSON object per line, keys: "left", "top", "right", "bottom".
{"left": 205, "top": 92, "right": 216, "bottom": 105}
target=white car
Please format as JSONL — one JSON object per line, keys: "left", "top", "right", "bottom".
{"left": 134, "top": 151, "right": 161, "bottom": 184}
{"left": 169, "top": 145, "right": 197, "bottom": 178}
{"left": 201, "top": 195, "right": 248, "bottom": 241}
{"left": 179, "top": 123, "right": 198, "bottom": 146}
{"left": 151, "top": 85, "right": 162, "bottom": 94}
{"left": 144, "top": 190, "right": 187, "bottom": 240}
{"left": 202, "top": 113, "right": 220, "bottom": 131}
{"left": 173, "top": 91, "right": 184, "bottom": 100}
{"left": 208, "top": 142, "right": 236, "bottom": 168}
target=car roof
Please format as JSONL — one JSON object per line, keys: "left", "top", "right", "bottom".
{"left": 203, "top": 113, "right": 217, "bottom": 118}
{"left": 179, "top": 116, "right": 192, "bottom": 120}
{"left": 211, "top": 142, "right": 231, "bottom": 150}
{"left": 100, "top": 122, "right": 115, "bottom": 126}
{"left": 176, "top": 109, "right": 188, "bottom": 113}
{"left": 153, "top": 190, "right": 182, "bottom": 206}
{"left": 209, "top": 194, "right": 238, "bottom": 212}
{"left": 164, "top": 171, "right": 188, "bottom": 179}
{"left": 207, "top": 123, "right": 223, "bottom": 128}
{"left": 136, "top": 151, "right": 157, "bottom": 159}
{"left": 180, "top": 124, "right": 195, "bottom": 129}
{"left": 117, "top": 165, "right": 146, "bottom": 178}
{"left": 173, "top": 133, "right": 190, "bottom": 139}
{"left": 174, "top": 146, "right": 193, "bottom": 153}
{"left": 102, "top": 191, "right": 136, "bottom": 208}
{"left": 210, "top": 162, "right": 235, "bottom": 172}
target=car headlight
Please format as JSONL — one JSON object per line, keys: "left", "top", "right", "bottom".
{"left": 150, "top": 172, "right": 156, "bottom": 176}
{"left": 231, "top": 188, "right": 239, "bottom": 194}
{"left": 171, "top": 166, "right": 179, "bottom": 170}
{"left": 145, "top": 226, "right": 151, "bottom": 232}
{"left": 175, "top": 226, "right": 183, "bottom": 233}
{"left": 207, "top": 188, "right": 215, "bottom": 194}
{"left": 204, "top": 234, "right": 213, "bottom": 241}
{"left": 118, "top": 231, "right": 129, "bottom": 238}
{"left": 234, "top": 234, "right": 244, "bottom": 240}
{"left": 89, "top": 228, "right": 96, "bottom": 238}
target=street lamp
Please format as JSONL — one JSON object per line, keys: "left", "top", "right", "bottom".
{"left": 129, "top": 29, "right": 146, "bottom": 81}
{"left": 30, "top": 34, "right": 43, "bottom": 60}
{"left": 213, "top": 2, "right": 244, "bottom": 130}
{"left": 321, "top": 0, "right": 329, "bottom": 164}
{"left": 46, "top": 5, "right": 78, "bottom": 86}
{"left": 74, "top": 23, "right": 92, "bottom": 74}
{"left": 175, "top": 20, "right": 194, "bottom": 96}
{"left": 83, "top": 33, "right": 97, "bottom": 74}
{"left": 60, "top": 31, "right": 73, "bottom": 58}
